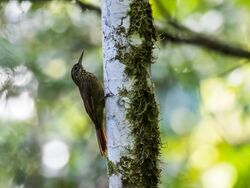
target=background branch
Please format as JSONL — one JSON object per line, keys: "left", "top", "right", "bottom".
{"left": 75, "top": 0, "right": 101, "bottom": 15}
{"left": 154, "top": 0, "right": 250, "bottom": 60}
{"left": 19, "top": 0, "right": 249, "bottom": 60}
{"left": 159, "top": 30, "right": 250, "bottom": 59}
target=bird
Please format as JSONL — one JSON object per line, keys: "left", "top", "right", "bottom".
{"left": 71, "top": 50, "right": 107, "bottom": 156}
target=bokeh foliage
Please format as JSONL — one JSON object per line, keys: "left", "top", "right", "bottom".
{"left": 0, "top": 0, "right": 250, "bottom": 188}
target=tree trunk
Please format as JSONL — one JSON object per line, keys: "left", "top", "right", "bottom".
{"left": 102, "top": 0, "right": 160, "bottom": 187}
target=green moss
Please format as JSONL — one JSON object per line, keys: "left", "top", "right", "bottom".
{"left": 107, "top": 160, "right": 118, "bottom": 176}
{"left": 118, "top": 88, "right": 129, "bottom": 97}
{"left": 107, "top": 156, "right": 140, "bottom": 187}
{"left": 128, "top": 1, "right": 156, "bottom": 41}
{"left": 113, "top": 0, "right": 161, "bottom": 188}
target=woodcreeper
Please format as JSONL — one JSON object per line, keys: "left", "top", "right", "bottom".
{"left": 71, "top": 50, "right": 107, "bottom": 156}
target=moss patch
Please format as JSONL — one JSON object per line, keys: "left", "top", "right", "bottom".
{"left": 107, "top": 160, "right": 118, "bottom": 176}
{"left": 112, "top": 0, "right": 161, "bottom": 187}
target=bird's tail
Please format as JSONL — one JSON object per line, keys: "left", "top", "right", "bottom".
{"left": 96, "top": 127, "right": 107, "bottom": 156}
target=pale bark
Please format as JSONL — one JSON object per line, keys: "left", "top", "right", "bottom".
{"left": 102, "top": 0, "right": 161, "bottom": 187}
{"left": 101, "top": 0, "right": 131, "bottom": 187}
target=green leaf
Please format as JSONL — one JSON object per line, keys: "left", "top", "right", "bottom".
{"left": 177, "top": 0, "right": 199, "bottom": 17}
{"left": 235, "top": 0, "right": 250, "bottom": 9}
{"left": 150, "top": 0, "right": 177, "bottom": 19}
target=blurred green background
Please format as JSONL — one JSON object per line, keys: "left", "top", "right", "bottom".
{"left": 0, "top": 0, "right": 250, "bottom": 187}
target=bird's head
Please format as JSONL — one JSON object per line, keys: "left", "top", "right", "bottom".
{"left": 71, "top": 50, "right": 84, "bottom": 85}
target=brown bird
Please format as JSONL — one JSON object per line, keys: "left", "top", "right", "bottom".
{"left": 71, "top": 50, "right": 107, "bottom": 156}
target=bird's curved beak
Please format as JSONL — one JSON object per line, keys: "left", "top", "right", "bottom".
{"left": 77, "top": 50, "right": 84, "bottom": 65}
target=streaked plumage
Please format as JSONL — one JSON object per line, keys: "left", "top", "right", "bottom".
{"left": 71, "top": 50, "right": 107, "bottom": 156}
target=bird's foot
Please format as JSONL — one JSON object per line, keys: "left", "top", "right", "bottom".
{"left": 104, "top": 92, "right": 114, "bottom": 99}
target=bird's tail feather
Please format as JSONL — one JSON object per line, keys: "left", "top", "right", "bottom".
{"left": 96, "top": 127, "right": 107, "bottom": 156}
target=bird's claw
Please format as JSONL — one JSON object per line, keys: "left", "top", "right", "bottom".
{"left": 105, "top": 92, "right": 114, "bottom": 99}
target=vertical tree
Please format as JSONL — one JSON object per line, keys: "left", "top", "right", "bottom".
{"left": 102, "top": 0, "right": 161, "bottom": 187}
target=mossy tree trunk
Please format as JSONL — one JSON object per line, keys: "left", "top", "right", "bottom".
{"left": 102, "top": 0, "right": 160, "bottom": 187}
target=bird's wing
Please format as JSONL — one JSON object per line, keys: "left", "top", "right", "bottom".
{"left": 79, "top": 83, "right": 99, "bottom": 127}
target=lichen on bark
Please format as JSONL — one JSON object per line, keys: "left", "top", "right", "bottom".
{"left": 113, "top": 0, "right": 161, "bottom": 187}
